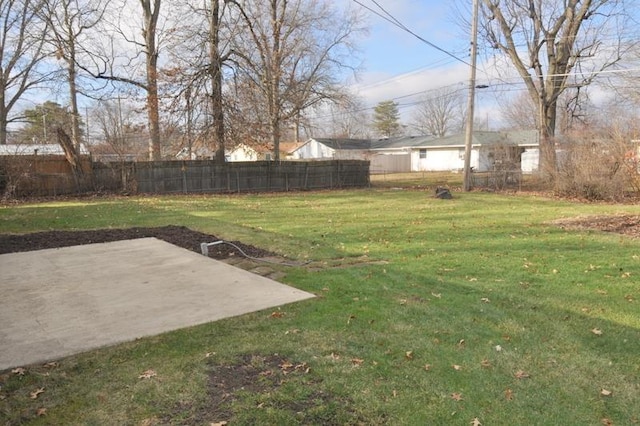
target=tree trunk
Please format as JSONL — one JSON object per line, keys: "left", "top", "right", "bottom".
{"left": 271, "top": 117, "right": 280, "bottom": 161}
{"left": 146, "top": 61, "right": 161, "bottom": 160}
{"left": 209, "top": 0, "right": 225, "bottom": 164}
{"left": 67, "top": 39, "right": 82, "bottom": 149}
{"left": 0, "top": 94, "right": 7, "bottom": 145}
{"left": 538, "top": 97, "right": 558, "bottom": 177}
{"left": 142, "top": 0, "right": 162, "bottom": 161}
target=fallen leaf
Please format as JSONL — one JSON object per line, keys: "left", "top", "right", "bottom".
{"left": 601, "top": 388, "right": 612, "bottom": 396}
{"left": 431, "top": 292, "right": 442, "bottom": 299}
{"left": 452, "top": 364, "right": 462, "bottom": 371}
{"left": 329, "top": 352, "right": 340, "bottom": 360}
{"left": 494, "top": 345, "right": 503, "bottom": 352}
{"left": 270, "top": 311, "right": 285, "bottom": 318}
{"left": 210, "top": 422, "right": 228, "bottom": 426}
{"left": 596, "top": 289, "right": 608, "bottom": 295}
{"left": 347, "top": 314, "right": 356, "bottom": 324}
{"left": 514, "top": 370, "right": 530, "bottom": 379}
{"left": 405, "top": 351, "right": 414, "bottom": 360}
{"left": 36, "top": 407, "right": 47, "bottom": 416}
{"left": 468, "top": 277, "right": 477, "bottom": 282}
{"left": 458, "top": 339, "right": 465, "bottom": 346}
{"left": 451, "top": 392, "right": 463, "bottom": 401}
{"left": 601, "top": 418, "right": 613, "bottom": 426}
{"left": 11, "top": 367, "right": 26, "bottom": 376}
{"left": 138, "top": 369, "right": 157, "bottom": 379}
{"left": 591, "top": 328, "right": 603, "bottom": 336}
{"left": 351, "top": 358, "right": 364, "bottom": 366}
{"left": 43, "top": 362, "right": 58, "bottom": 369}
{"left": 480, "top": 359, "right": 491, "bottom": 368}
{"left": 505, "top": 388, "right": 513, "bottom": 400}
{"left": 624, "top": 294, "right": 634, "bottom": 302}
{"left": 480, "top": 297, "right": 490, "bottom": 303}
{"left": 424, "top": 364, "right": 432, "bottom": 371}
{"left": 470, "top": 417, "right": 482, "bottom": 426}
{"left": 30, "top": 387, "right": 45, "bottom": 399}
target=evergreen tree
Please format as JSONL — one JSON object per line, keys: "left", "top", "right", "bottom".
{"left": 18, "top": 102, "right": 83, "bottom": 144}
{"left": 373, "top": 100, "right": 401, "bottom": 138}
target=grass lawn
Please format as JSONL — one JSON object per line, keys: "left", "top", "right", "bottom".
{"left": 1, "top": 177, "right": 640, "bottom": 425}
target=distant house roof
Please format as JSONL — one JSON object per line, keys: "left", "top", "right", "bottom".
{"left": 370, "top": 135, "right": 435, "bottom": 150}
{"left": 413, "top": 130, "right": 539, "bottom": 149}
{"left": 310, "top": 138, "right": 372, "bottom": 150}
{"left": 0, "top": 143, "right": 90, "bottom": 156}
{"left": 299, "top": 131, "right": 539, "bottom": 154}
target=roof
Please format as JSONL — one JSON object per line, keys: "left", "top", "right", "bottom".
{"left": 0, "top": 143, "right": 90, "bottom": 156}
{"left": 309, "top": 138, "right": 372, "bottom": 150}
{"left": 414, "top": 130, "right": 539, "bottom": 149}
{"left": 370, "top": 135, "right": 435, "bottom": 150}
{"left": 304, "top": 131, "right": 538, "bottom": 152}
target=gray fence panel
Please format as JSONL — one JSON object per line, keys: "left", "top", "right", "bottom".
{"left": 91, "top": 160, "right": 369, "bottom": 195}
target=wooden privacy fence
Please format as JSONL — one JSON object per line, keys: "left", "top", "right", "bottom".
{"left": 0, "top": 155, "right": 92, "bottom": 198}
{"left": 93, "top": 160, "right": 370, "bottom": 194}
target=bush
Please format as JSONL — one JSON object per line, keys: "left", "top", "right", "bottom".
{"left": 553, "top": 136, "right": 639, "bottom": 201}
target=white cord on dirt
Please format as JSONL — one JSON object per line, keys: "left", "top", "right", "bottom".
{"left": 201, "top": 240, "right": 311, "bottom": 267}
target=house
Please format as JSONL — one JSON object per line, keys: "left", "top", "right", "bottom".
{"left": 292, "top": 131, "right": 539, "bottom": 173}
{"left": 369, "top": 136, "right": 434, "bottom": 173}
{"left": 0, "top": 143, "right": 90, "bottom": 156}
{"left": 289, "top": 138, "right": 371, "bottom": 160}
{"left": 409, "top": 130, "right": 539, "bottom": 173}
{"left": 225, "top": 143, "right": 269, "bottom": 161}
{"left": 226, "top": 142, "right": 302, "bottom": 161}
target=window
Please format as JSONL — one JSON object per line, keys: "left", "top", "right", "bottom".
{"left": 419, "top": 149, "right": 427, "bottom": 159}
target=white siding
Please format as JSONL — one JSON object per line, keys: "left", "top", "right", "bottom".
{"left": 291, "top": 140, "right": 335, "bottom": 159}
{"left": 521, "top": 149, "right": 539, "bottom": 174}
{"left": 226, "top": 145, "right": 258, "bottom": 162}
{"left": 411, "top": 148, "right": 478, "bottom": 172}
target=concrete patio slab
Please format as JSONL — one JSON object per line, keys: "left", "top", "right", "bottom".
{"left": 0, "top": 238, "right": 314, "bottom": 371}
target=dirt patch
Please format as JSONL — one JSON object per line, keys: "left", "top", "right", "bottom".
{"left": 163, "top": 353, "right": 353, "bottom": 425}
{"left": 552, "top": 214, "right": 640, "bottom": 238}
{"left": 0, "top": 225, "right": 272, "bottom": 259}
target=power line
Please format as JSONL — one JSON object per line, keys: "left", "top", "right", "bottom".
{"left": 351, "top": 0, "right": 471, "bottom": 66}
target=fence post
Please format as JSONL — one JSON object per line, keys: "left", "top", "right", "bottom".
{"left": 304, "top": 163, "right": 309, "bottom": 190}
{"left": 181, "top": 161, "right": 187, "bottom": 194}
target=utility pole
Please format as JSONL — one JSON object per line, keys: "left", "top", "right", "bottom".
{"left": 463, "top": 0, "right": 479, "bottom": 191}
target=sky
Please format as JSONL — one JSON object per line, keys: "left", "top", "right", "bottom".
{"left": 345, "top": 0, "right": 486, "bottom": 124}
{"left": 348, "top": 0, "right": 640, "bottom": 131}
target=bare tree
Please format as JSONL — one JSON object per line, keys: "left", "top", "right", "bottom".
{"left": 161, "top": 0, "right": 240, "bottom": 162}
{"left": 81, "top": 0, "right": 163, "bottom": 160}
{"left": 230, "top": 0, "right": 364, "bottom": 160}
{"left": 41, "top": 0, "right": 106, "bottom": 149}
{"left": 480, "top": 0, "right": 634, "bottom": 176}
{"left": 140, "top": 0, "right": 161, "bottom": 160}
{"left": 92, "top": 98, "right": 147, "bottom": 160}
{"left": 322, "top": 96, "right": 370, "bottom": 139}
{"left": 412, "top": 86, "right": 464, "bottom": 137}
{"left": 0, "top": 0, "right": 51, "bottom": 145}
{"left": 500, "top": 92, "right": 537, "bottom": 130}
